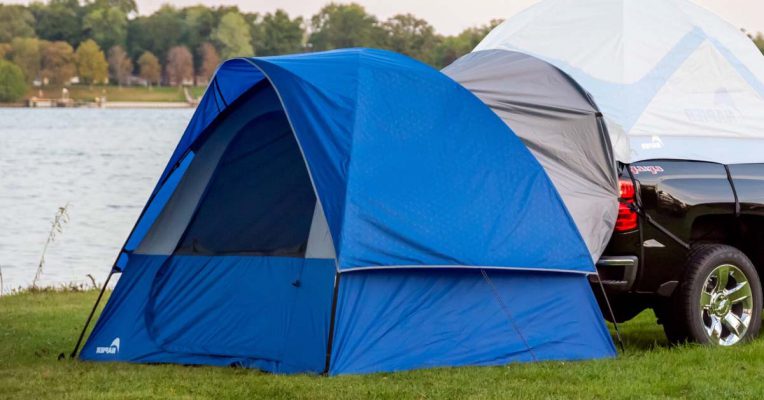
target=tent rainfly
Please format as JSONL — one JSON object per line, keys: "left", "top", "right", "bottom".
{"left": 476, "top": 0, "right": 764, "bottom": 164}
{"left": 443, "top": 50, "right": 620, "bottom": 262}
{"left": 77, "top": 49, "right": 615, "bottom": 375}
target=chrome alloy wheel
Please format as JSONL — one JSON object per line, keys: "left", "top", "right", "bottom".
{"left": 700, "top": 264, "right": 754, "bottom": 346}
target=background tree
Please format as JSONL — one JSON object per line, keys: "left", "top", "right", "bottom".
{"left": 107, "top": 45, "right": 133, "bottom": 86}
{"left": 10, "top": 38, "right": 42, "bottom": 83}
{"left": 101, "top": 0, "right": 138, "bottom": 15}
{"left": 183, "top": 5, "right": 217, "bottom": 68}
{"left": 40, "top": 41, "right": 76, "bottom": 85}
{"left": 212, "top": 11, "right": 254, "bottom": 59}
{"left": 137, "top": 51, "right": 160, "bottom": 86}
{"left": 165, "top": 45, "right": 193, "bottom": 86}
{"left": 30, "top": 0, "right": 83, "bottom": 45}
{"left": 75, "top": 39, "right": 108, "bottom": 85}
{"left": 0, "top": 5, "right": 36, "bottom": 43}
{"left": 127, "top": 5, "right": 184, "bottom": 62}
{"left": 0, "top": 43, "right": 11, "bottom": 60}
{"left": 198, "top": 42, "right": 220, "bottom": 83}
{"left": 309, "top": 3, "right": 384, "bottom": 51}
{"left": 382, "top": 14, "right": 440, "bottom": 65}
{"left": 254, "top": 10, "right": 305, "bottom": 56}
{"left": 432, "top": 19, "right": 502, "bottom": 68}
{"left": 0, "top": 59, "right": 27, "bottom": 102}
{"left": 212, "top": 5, "right": 242, "bottom": 19}
{"left": 82, "top": 6, "right": 128, "bottom": 51}
{"left": 754, "top": 33, "right": 764, "bottom": 54}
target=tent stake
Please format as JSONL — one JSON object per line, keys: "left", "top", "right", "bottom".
{"left": 596, "top": 276, "right": 625, "bottom": 353}
{"left": 67, "top": 270, "right": 115, "bottom": 360}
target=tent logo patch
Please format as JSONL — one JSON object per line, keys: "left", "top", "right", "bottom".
{"left": 684, "top": 89, "right": 740, "bottom": 125}
{"left": 96, "top": 337, "right": 120, "bottom": 355}
{"left": 630, "top": 165, "right": 664, "bottom": 175}
{"left": 640, "top": 136, "right": 664, "bottom": 150}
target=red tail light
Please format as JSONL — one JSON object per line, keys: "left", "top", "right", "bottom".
{"left": 615, "top": 178, "right": 638, "bottom": 232}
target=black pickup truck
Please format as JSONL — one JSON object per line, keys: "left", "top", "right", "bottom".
{"left": 596, "top": 160, "right": 764, "bottom": 346}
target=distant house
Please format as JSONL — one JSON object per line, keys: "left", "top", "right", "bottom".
{"left": 127, "top": 75, "right": 148, "bottom": 87}
{"left": 165, "top": 77, "right": 195, "bottom": 87}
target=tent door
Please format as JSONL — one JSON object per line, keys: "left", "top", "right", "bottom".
{"left": 144, "top": 255, "right": 336, "bottom": 371}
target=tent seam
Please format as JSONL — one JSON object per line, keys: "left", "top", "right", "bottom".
{"left": 338, "top": 265, "right": 595, "bottom": 275}
{"left": 335, "top": 50, "right": 365, "bottom": 271}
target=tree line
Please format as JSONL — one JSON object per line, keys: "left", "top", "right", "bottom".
{"left": 0, "top": 0, "right": 501, "bottom": 101}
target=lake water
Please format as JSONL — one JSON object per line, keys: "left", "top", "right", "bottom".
{"left": 0, "top": 108, "right": 194, "bottom": 293}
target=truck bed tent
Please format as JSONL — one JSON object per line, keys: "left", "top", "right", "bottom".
{"left": 476, "top": 0, "right": 764, "bottom": 164}
{"left": 79, "top": 49, "right": 615, "bottom": 375}
{"left": 443, "top": 50, "right": 620, "bottom": 262}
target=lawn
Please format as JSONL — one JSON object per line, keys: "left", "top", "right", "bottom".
{"left": 26, "top": 85, "right": 207, "bottom": 103}
{"left": 1, "top": 291, "right": 763, "bottom": 399}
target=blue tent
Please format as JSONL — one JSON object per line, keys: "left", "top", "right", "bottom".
{"left": 79, "top": 49, "right": 615, "bottom": 375}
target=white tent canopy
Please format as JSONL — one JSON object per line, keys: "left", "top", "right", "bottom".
{"left": 477, "top": 0, "right": 764, "bottom": 164}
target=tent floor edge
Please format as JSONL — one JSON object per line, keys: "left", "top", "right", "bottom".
{"left": 323, "top": 271, "right": 341, "bottom": 376}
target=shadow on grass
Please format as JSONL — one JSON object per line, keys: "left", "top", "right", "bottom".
{"left": 608, "top": 310, "right": 670, "bottom": 352}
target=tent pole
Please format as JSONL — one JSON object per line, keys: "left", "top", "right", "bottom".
{"left": 596, "top": 276, "right": 625, "bottom": 353}
{"left": 63, "top": 107, "right": 199, "bottom": 361}
{"left": 66, "top": 269, "right": 115, "bottom": 360}
{"left": 322, "top": 272, "right": 341, "bottom": 376}
{"left": 480, "top": 269, "right": 538, "bottom": 362}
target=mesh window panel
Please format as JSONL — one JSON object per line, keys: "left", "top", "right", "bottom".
{"left": 175, "top": 110, "right": 316, "bottom": 256}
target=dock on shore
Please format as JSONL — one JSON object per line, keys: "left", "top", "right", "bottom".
{"left": 101, "top": 101, "right": 193, "bottom": 109}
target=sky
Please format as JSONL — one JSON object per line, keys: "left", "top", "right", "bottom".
{"left": 127, "top": 0, "right": 764, "bottom": 35}
{"left": 5, "top": 0, "right": 764, "bottom": 36}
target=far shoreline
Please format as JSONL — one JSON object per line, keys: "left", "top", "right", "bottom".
{"left": 0, "top": 101, "right": 196, "bottom": 109}
{"left": 0, "top": 85, "right": 206, "bottom": 109}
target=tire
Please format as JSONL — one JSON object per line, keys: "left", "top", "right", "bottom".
{"left": 665, "top": 244, "right": 762, "bottom": 346}
{"left": 654, "top": 300, "right": 689, "bottom": 343}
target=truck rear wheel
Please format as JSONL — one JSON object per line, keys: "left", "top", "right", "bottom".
{"left": 665, "top": 244, "right": 762, "bottom": 346}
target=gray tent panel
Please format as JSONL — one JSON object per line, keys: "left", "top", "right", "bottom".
{"left": 443, "top": 50, "right": 619, "bottom": 262}
{"left": 305, "top": 201, "right": 336, "bottom": 260}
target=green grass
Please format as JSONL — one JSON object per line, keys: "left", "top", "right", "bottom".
{"left": 27, "top": 85, "right": 207, "bottom": 103}
{"left": 2, "top": 291, "right": 764, "bottom": 399}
